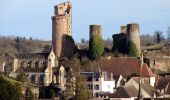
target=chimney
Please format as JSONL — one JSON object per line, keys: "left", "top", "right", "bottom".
{"left": 111, "top": 73, "right": 113, "bottom": 81}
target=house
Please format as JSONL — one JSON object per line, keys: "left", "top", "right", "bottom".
{"left": 155, "top": 78, "right": 170, "bottom": 98}
{"left": 13, "top": 50, "right": 58, "bottom": 86}
{"left": 110, "top": 77, "right": 160, "bottom": 100}
{"left": 0, "top": 49, "right": 16, "bottom": 75}
{"left": 81, "top": 70, "right": 115, "bottom": 98}
{"left": 100, "top": 57, "right": 156, "bottom": 86}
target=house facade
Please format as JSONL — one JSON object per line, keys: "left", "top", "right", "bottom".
{"left": 82, "top": 71, "right": 115, "bottom": 98}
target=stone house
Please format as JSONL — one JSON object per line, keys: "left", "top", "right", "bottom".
{"left": 13, "top": 50, "right": 57, "bottom": 86}
{"left": 0, "top": 49, "right": 16, "bottom": 75}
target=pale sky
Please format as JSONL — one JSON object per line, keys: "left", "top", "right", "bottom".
{"left": 0, "top": 0, "right": 170, "bottom": 42}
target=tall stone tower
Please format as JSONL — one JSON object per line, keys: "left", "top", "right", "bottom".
{"left": 89, "top": 25, "right": 102, "bottom": 38}
{"left": 52, "top": 1, "right": 74, "bottom": 58}
{"left": 89, "top": 25, "right": 104, "bottom": 59}
{"left": 127, "top": 23, "right": 141, "bottom": 55}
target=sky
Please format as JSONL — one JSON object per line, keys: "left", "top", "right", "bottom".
{"left": 0, "top": 0, "right": 170, "bottom": 42}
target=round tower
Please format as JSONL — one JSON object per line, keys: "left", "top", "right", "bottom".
{"left": 52, "top": 1, "right": 73, "bottom": 58}
{"left": 89, "top": 25, "right": 102, "bottom": 38}
{"left": 127, "top": 23, "right": 141, "bottom": 55}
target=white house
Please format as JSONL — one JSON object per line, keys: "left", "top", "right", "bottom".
{"left": 81, "top": 70, "right": 115, "bottom": 98}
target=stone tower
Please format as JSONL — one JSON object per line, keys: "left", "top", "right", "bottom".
{"left": 52, "top": 1, "right": 74, "bottom": 58}
{"left": 89, "top": 25, "right": 102, "bottom": 38}
{"left": 126, "top": 23, "right": 141, "bottom": 54}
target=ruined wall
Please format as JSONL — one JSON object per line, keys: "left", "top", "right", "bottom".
{"left": 127, "top": 23, "right": 141, "bottom": 54}
{"left": 120, "top": 26, "right": 127, "bottom": 34}
{"left": 52, "top": 1, "right": 74, "bottom": 58}
{"left": 112, "top": 33, "right": 127, "bottom": 54}
{"left": 149, "top": 57, "right": 170, "bottom": 72}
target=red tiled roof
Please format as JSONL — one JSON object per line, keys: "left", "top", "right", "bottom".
{"left": 140, "top": 63, "right": 155, "bottom": 77}
{"left": 100, "top": 57, "right": 141, "bottom": 77}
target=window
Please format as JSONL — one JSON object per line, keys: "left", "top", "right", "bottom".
{"left": 95, "top": 78, "right": 99, "bottom": 81}
{"left": 88, "top": 84, "right": 91, "bottom": 89}
{"left": 107, "top": 85, "right": 110, "bottom": 89}
{"left": 42, "top": 61, "right": 47, "bottom": 67}
{"left": 27, "top": 61, "right": 32, "bottom": 68}
{"left": 87, "top": 77, "right": 92, "bottom": 81}
{"left": 35, "top": 61, "right": 39, "bottom": 68}
{"left": 88, "top": 84, "right": 93, "bottom": 90}
{"left": 31, "top": 75, "right": 35, "bottom": 83}
{"left": 39, "top": 74, "right": 44, "bottom": 85}
{"left": 95, "top": 85, "right": 99, "bottom": 90}
{"left": 154, "top": 59, "right": 156, "bottom": 65}
{"left": 95, "top": 93, "right": 99, "bottom": 97}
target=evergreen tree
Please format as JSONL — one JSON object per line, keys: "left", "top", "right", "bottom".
{"left": 89, "top": 34, "right": 104, "bottom": 60}
{"left": 74, "top": 75, "right": 90, "bottom": 100}
{"left": 62, "top": 55, "right": 89, "bottom": 100}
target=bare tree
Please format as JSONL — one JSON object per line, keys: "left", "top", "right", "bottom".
{"left": 154, "top": 30, "right": 164, "bottom": 44}
{"left": 167, "top": 27, "right": 170, "bottom": 42}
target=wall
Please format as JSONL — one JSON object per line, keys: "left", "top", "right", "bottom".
{"left": 101, "top": 80, "right": 115, "bottom": 93}
{"left": 149, "top": 56, "right": 170, "bottom": 72}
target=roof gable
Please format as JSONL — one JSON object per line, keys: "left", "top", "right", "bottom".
{"left": 140, "top": 63, "right": 155, "bottom": 77}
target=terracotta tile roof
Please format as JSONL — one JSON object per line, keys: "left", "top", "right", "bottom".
{"left": 140, "top": 63, "right": 155, "bottom": 77}
{"left": 100, "top": 57, "right": 141, "bottom": 77}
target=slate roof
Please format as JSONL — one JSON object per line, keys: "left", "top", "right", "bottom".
{"left": 156, "top": 78, "right": 170, "bottom": 94}
{"left": 100, "top": 57, "right": 141, "bottom": 77}
{"left": 110, "top": 77, "right": 160, "bottom": 98}
{"left": 81, "top": 72, "right": 95, "bottom": 78}
{"left": 15, "top": 53, "right": 49, "bottom": 59}
{"left": 23, "top": 67, "right": 46, "bottom": 73}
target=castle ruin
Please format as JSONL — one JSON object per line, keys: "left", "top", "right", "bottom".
{"left": 127, "top": 23, "right": 141, "bottom": 54}
{"left": 112, "top": 23, "right": 141, "bottom": 55}
{"left": 89, "top": 25, "right": 102, "bottom": 38}
{"left": 52, "top": 1, "right": 75, "bottom": 58}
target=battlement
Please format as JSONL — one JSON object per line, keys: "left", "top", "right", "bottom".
{"left": 54, "top": 1, "right": 72, "bottom": 16}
